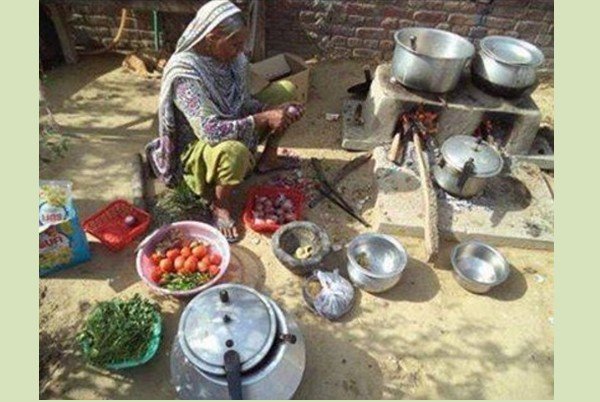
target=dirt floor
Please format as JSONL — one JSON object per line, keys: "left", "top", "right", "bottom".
{"left": 39, "top": 54, "right": 554, "bottom": 399}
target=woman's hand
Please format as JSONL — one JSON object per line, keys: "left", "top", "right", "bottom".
{"left": 279, "top": 102, "right": 305, "bottom": 123}
{"left": 253, "top": 109, "right": 292, "bottom": 134}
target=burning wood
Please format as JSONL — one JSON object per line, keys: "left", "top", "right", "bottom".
{"left": 388, "top": 105, "right": 439, "bottom": 165}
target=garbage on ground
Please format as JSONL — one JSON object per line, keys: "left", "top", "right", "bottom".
{"left": 39, "top": 180, "right": 90, "bottom": 277}
{"left": 77, "top": 294, "right": 161, "bottom": 370}
{"left": 325, "top": 113, "right": 340, "bottom": 121}
{"left": 302, "top": 270, "right": 355, "bottom": 320}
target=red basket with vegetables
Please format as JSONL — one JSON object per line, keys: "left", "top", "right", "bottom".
{"left": 243, "top": 186, "right": 305, "bottom": 234}
{"left": 83, "top": 200, "right": 151, "bottom": 251}
{"left": 135, "top": 221, "right": 230, "bottom": 297}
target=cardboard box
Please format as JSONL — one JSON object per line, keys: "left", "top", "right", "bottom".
{"left": 249, "top": 53, "right": 310, "bottom": 103}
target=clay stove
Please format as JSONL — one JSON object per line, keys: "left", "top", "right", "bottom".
{"left": 342, "top": 63, "right": 542, "bottom": 156}
{"left": 345, "top": 64, "right": 553, "bottom": 250}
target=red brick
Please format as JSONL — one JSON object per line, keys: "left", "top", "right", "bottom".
{"left": 409, "top": 0, "right": 443, "bottom": 8}
{"left": 447, "top": 13, "right": 478, "bottom": 26}
{"left": 484, "top": 16, "right": 515, "bottom": 30}
{"left": 523, "top": 8, "right": 546, "bottom": 21}
{"left": 330, "top": 35, "right": 346, "bottom": 47}
{"left": 443, "top": 1, "right": 478, "bottom": 13}
{"left": 381, "top": 17, "right": 398, "bottom": 30}
{"left": 491, "top": 7, "right": 524, "bottom": 19}
{"left": 535, "top": 34, "right": 553, "bottom": 47}
{"left": 515, "top": 21, "right": 549, "bottom": 35}
{"left": 352, "top": 48, "right": 382, "bottom": 59}
{"left": 347, "top": 37, "right": 363, "bottom": 48}
{"left": 450, "top": 25, "right": 470, "bottom": 36}
{"left": 363, "top": 39, "right": 379, "bottom": 49}
{"left": 345, "top": 2, "right": 376, "bottom": 15}
{"left": 383, "top": 6, "right": 413, "bottom": 19}
{"left": 356, "top": 27, "right": 386, "bottom": 40}
{"left": 397, "top": 19, "right": 415, "bottom": 29}
{"left": 414, "top": 11, "right": 447, "bottom": 24}
{"left": 331, "top": 25, "right": 355, "bottom": 37}
{"left": 347, "top": 15, "right": 365, "bottom": 26}
{"left": 331, "top": 47, "right": 351, "bottom": 59}
{"left": 379, "top": 39, "right": 395, "bottom": 52}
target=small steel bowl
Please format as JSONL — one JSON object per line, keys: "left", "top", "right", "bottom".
{"left": 451, "top": 241, "right": 510, "bottom": 294}
{"left": 346, "top": 234, "right": 408, "bottom": 293}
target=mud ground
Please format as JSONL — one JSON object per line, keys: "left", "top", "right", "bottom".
{"left": 39, "top": 54, "right": 554, "bottom": 399}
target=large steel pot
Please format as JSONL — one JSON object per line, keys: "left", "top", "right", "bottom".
{"left": 433, "top": 135, "right": 504, "bottom": 198}
{"left": 170, "top": 284, "right": 305, "bottom": 400}
{"left": 472, "top": 36, "right": 545, "bottom": 97}
{"left": 392, "top": 27, "right": 475, "bottom": 93}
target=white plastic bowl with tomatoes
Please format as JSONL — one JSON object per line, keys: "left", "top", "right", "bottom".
{"left": 136, "top": 221, "right": 230, "bottom": 297}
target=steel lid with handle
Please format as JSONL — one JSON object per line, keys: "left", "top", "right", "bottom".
{"left": 178, "top": 284, "right": 278, "bottom": 378}
{"left": 441, "top": 135, "right": 504, "bottom": 178}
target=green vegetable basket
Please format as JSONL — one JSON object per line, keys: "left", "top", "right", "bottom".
{"left": 81, "top": 311, "right": 162, "bottom": 370}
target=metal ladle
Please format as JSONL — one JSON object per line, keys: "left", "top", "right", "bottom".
{"left": 409, "top": 35, "right": 417, "bottom": 51}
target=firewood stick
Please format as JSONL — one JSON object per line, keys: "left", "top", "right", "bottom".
{"left": 387, "top": 132, "right": 403, "bottom": 164}
{"left": 413, "top": 133, "right": 439, "bottom": 262}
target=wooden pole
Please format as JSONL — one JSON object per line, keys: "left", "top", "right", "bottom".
{"left": 413, "top": 133, "right": 439, "bottom": 262}
{"left": 46, "top": 3, "right": 79, "bottom": 64}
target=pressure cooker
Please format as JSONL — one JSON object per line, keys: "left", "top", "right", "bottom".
{"left": 170, "top": 284, "right": 306, "bottom": 400}
{"left": 432, "top": 135, "right": 504, "bottom": 198}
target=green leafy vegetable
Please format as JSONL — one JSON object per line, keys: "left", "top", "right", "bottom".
{"left": 77, "top": 294, "right": 159, "bottom": 367}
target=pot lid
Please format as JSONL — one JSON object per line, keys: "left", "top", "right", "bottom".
{"left": 441, "top": 135, "right": 504, "bottom": 177}
{"left": 178, "top": 284, "right": 277, "bottom": 376}
{"left": 480, "top": 36, "right": 544, "bottom": 67}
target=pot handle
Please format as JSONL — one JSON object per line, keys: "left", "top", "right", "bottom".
{"left": 457, "top": 158, "right": 475, "bottom": 191}
{"left": 224, "top": 350, "right": 243, "bottom": 400}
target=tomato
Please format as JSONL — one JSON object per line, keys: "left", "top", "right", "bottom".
{"left": 180, "top": 247, "right": 192, "bottom": 258}
{"left": 198, "top": 259, "right": 210, "bottom": 273}
{"left": 150, "top": 268, "right": 163, "bottom": 283}
{"left": 208, "top": 265, "right": 220, "bottom": 277}
{"left": 159, "top": 258, "right": 174, "bottom": 273}
{"left": 166, "top": 249, "right": 180, "bottom": 260}
{"left": 192, "top": 245, "right": 208, "bottom": 259}
{"left": 184, "top": 256, "right": 199, "bottom": 273}
{"left": 174, "top": 256, "right": 186, "bottom": 272}
{"left": 151, "top": 253, "right": 162, "bottom": 265}
{"left": 209, "top": 253, "right": 222, "bottom": 265}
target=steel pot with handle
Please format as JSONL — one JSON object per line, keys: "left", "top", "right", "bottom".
{"left": 391, "top": 27, "right": 475, "bottom": 93}
{"left": 170, "top": 284, "right": 305, "bottom": 400}
{"left": 433, "top": 135, "right": 504, "bottom": 198}
{"left": 471, "top": 36, "right": 545, "bottom": 97}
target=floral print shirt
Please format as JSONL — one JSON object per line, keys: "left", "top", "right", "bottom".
{"left": 172, "top": 77, "right": 265, "bottom": 152}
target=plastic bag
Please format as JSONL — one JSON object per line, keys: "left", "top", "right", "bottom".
{"left": 39, "top": 180, "right": 90, "bottom": 276}
{"left": 312, "top": 270, "right": 355, "bottom": 320}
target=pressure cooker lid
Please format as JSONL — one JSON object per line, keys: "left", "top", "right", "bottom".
{"left": 441, "top": 135, "right": 504, "bottom": 177}
{"left": 179, "top": 284, "right": 277, "bottom": 376}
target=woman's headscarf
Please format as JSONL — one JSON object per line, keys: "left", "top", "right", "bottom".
{"left": 148, "top": 0, "right": 248, "bottom": 186}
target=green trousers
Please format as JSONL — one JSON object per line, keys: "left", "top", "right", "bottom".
{"left": 181, "top": 80, "right": 296, "bottom": 196}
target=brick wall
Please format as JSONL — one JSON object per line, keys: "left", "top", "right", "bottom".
{"left": 60, "top": 0, "right": 554, "bottom": 69}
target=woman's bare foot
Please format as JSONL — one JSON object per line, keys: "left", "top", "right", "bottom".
{"left": 256, "top": 145, "right": 300, "bottom": 173}
{"left": 213, "top": 184, "right": 240, "bottom": 243}
{"left": 212, "top": 205, "right": 239, "bottom": 242}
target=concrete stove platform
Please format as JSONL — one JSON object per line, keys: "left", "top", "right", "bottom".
{"left": 372, "top": 147, "right": 553, "bottom": 250}
{"left": 343, "top": 64, "right": 542, "bottom": 156}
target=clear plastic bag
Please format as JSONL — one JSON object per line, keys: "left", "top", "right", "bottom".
{"left": 312, "top": 270, "right": 355, "bottom": 320}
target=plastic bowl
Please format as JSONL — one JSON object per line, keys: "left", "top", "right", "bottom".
{"left": 136, "top": 221, "right": 230, "bottom": 297}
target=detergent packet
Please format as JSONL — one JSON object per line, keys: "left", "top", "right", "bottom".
{"left": 39, "top": 180, "right": 90, "bottom": 276}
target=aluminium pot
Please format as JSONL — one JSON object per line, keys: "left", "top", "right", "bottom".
{"left": 433, "top": 135, "right": 504, "bottom": 198}
{"left": 391, "top": 27, "right": 475, "bottom": 93}
{"left": 471, "top": 36, "right": 545, "bottom": 98}
{"left": 170, "top": 284, "right": 305, "bottom": 400}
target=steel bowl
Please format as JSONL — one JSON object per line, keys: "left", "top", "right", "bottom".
{"left": 451, "top": 241, "right": 510, "bottom": 294}
{"left": 346, "top": 234, "right": 408, "bottom": 293}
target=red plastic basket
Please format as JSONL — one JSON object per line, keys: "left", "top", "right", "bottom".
{"left": 243, "top": 186, "right": 304, "bottom": 234}
{"left": 83, "top": 200, "right": 151, "bottom": 251}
